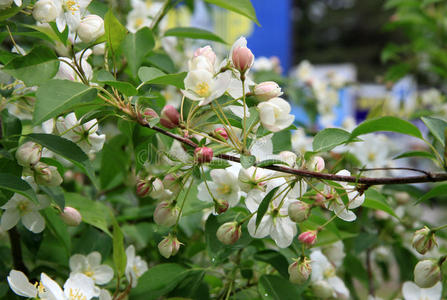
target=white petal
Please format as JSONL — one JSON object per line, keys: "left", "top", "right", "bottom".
{"left": 22, "top": 211, "right": 45, "bottom": 233}
{"left": 210, "top": 70, "right": 232, "bottom": 99}
{"left": 269, "top": 97, "right": 291, "bottom": 114}
{"left": 348, "top": 192, "right": 365, "bottom": 209}
{"left": 88, "top": 134, "right": 106, "bottom": 152}
{"left": 247, "top": 214, "right": 272, "bottom": 238}
{"left": 334, "top": 207, "right": 357, "bottom": 222}
{"left": 1, "top": 209, "right": 20, "bottom": 231}
{"left": 270, "top": 218, "right": 296, "bottom": 248}
{"left": 7, "top": 270, "right": 37, "bottom": 298}
{"left": 92, "top": 265, "right": 114, "bottom": 285}
{"left": 181, "top": 89, "right": 203, "bottom": 101}
{"left": 69, "top": 254, "right": 88, "bottom": 273}
{"left": 64, "top": 273, "right": 99, "bottom": 299}
{"left": 402, "top": 282, "right": 421, "bottom": 300}
{"left": 328, "top": 276, "right": 350, "bottom": 299}
{"left": 87, "top": 251, "right": 102, "bottom": 267}
{"left": 420, "top": 282, "right": 442, "bottom": 300}
{"left": 245, "top": 189, "right": 265, "bottom": 212}
{"left": 197, "top": 182, "right": 213, "bottom": 203}
{"left": 40, "top": 273, "right": 65, "bottom": 300}
{"left": 99, "top": 289, "right": 112, "bottom": 300}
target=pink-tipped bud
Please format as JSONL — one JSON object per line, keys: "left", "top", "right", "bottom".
{"left": 314, "top": 193, "right": 325, "bottom": 206}
{"left": 136, "top": 177, "right": 153, "bottom": 197}
{"left": 194, "top": 146, "right": 213, "bottom": 163}
{"left": 33, "top": 162, "right": 63, "bottom": 186}
{"left": 412, "top": 227, "right": 436, "bottom": 255}
{"left": 254, "top": 81, "right": 283, "bottom": 101}
{"left": 162, "top": 174, "right": 181, "bottom": 195}
{"left": 60, "top": 206, "right": 82, "bottom": 226}
{"left": 158, "top": 234, "right": 181, "bottom": 258}
{"left": 193, "top": 45, "right": 216, "bottom": 66}
{"left": 414, "top": 259, "right": 441, "bottom": 288}
{"left": 214, "top": 127, "right": 228, "bottom": 140}
{"left": 288, "top": 201, "right": 311, "bottom": 223}
{"left": 138, "top": 108, "right": 159, "bottom": 126}
{"left": 214, "top": 199, "right": 229, "bottom": 214}
{"left": 298, "top": 230, "right": 317, "bottom": 246}
{"left": 232, "top": 46, "right": 254, "bottom": 74}
{"left": 154, "top": 201, "right": 179, "bottom": 227}
{"left": 216, "top": 221, "right": 241, "bottom": 245}
{"left": 16, "top": 141, "right": 42, "bottom": 167}
{"left": 288, "top": 257, "right": 312, "bottom": 284}
{"left": 160, "top": 105, "right": 180, "bottom": 129}
{"left": 307, "top": 156, "right": 325, "bottom": 172}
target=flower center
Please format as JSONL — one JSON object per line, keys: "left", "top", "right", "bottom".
{"left": 217, "top": 184, "right": 231, "bottom": 195}
{"left": 135, "top": 17, "right": 144, "bottom": 28}
{"left": 195, "top": 82, "right": 210, "bottom": 97}
{"left": 18, "top": 201, "right": 29, "bottom": 213}
{"left": 323, "top": 267, "right": 335, "bottom": 278}
{"left": 65, "top": 0, "right": 80, "bottom": 15}
{"left": 132, "top": 265, "right": 140, "bottom": 276}
{"left": 367, "top": 152, "right": 375, "bottom": 161}
{"left": 83, "top": 270, "right": 94, "bottom": 277}
{"left": 68, "top": 288, "right": 86, "bottom": 300}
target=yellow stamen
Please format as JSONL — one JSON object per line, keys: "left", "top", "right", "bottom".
{"left": 217, "top": 184, "right": 231, "bottom": 195}
{"left": 195, "top": 82, "right": 210, "bottom": 97}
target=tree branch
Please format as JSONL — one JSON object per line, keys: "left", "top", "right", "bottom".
{"left": 8, "top": 227, "right": 28, "bottom": 274}
{"left": 148, "top": 125, "right": 447, "bottom": 186}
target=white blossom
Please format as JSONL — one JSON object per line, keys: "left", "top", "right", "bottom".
{"left": 69, "top": 252, "right": 114, "bottom": 285}
{"left": 125, "top": 245, "right": 148, "bottom": 288}
{"left": 402, "top": 281, "right": 442, "bottom": 300}
{"left": 7, "top": 270, "right": 37, "bottom": 298}
{"left": 258, "top": 97, "right": 295, "bottom": 132}
{"left": 197, "top": 169, "right": 241, "bottom": 208}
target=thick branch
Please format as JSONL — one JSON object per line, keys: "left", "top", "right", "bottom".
{"left": 8, "top": 228, "right": 28, "bottom": 274}
{"left": 149, "top": 125, "right": 447, "bottom": 186}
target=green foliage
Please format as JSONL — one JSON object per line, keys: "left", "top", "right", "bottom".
{"left": 204, "top": 0, "right": 259, "bottom": 25}
{"left": 312, "top": 128, "right": 351, "bottom": 152}
{"left": 104, "top": 10, "right": 127, "bottom": 54}
{"left": 350, "top": 116, "right": 423, "bottom": 139}
{"left": 0, "top": 173, "right": 38, "bottom": 204}
{"left": 164, "top": 27, "right": 227, "bottom": 44}
{"left": 122, "top": 27, "right": 155, "bottom": 77}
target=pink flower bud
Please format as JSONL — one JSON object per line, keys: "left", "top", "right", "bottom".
{"left": 138, "top": 108, "right": 159, "bottom": 126}
{"left": 34, "top": 162, "right": 63, "bottom": 186}
{"left": 307, "top": 156, "right": 325, "bottom": 172}
{"left": 16, "top": 141, "right": 42, "bottom": 167}
{"left": 314, "top": 193, "right": 325, "bottom": 206}
{"left": 162, "top": 174, "right": 181, "bottom": 195}
{"left": 60, "top": 206, "right": 82, "bottom": 226}
{"left": 288, "top": 257, "right": 312, "bottom": 284}
{"left": 194, "top": 146, "right": 213, "bottom": 163}
{"left": 232, "top": 46, "right": 254, "bottom": 74}
{"left": 154, "top": 201, "right": 179, "bottom": 227}
{"left": 214, "top": 199, "right": 229, "bottom": 214}
{"left": 288, "top": 201, "right": 311, "bottom": 223}
{"left": 412, "top": 227, "right": 436, "bottom": 255}
{"left": 414, "top": 259, "right": 441, "bottom": 288}
{"left": 193, "top": 45, "right": 216, "bottom": 66}
{"left": 160, "top": 105, "right": 180, "bottom": 129}
{"left": 136, "top": 177, "right": 153, "bottom": 198}
{"left": 298, "top": 230, "right": 317, "bottom": 246}
{"left": 254, "top": 81, "right": 283, "bottom": 101}
{"left": 216, "top": 222, "right": 241, "bottom": 245}
{"left": 158, "top": 234, "right": 181, "bottom": 258}
{"left": 214, "top": 127, "right": 228, "bottom": 140}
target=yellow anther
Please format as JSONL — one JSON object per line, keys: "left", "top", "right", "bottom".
{"left": 135, "top": 17, "right": 144, "bottom": 28}
{"left": 323, "top": 267, "right": 335, "bottom": 278}
{"left": 217, "top": 184, "right": 231, "bottom": 195}
{"left": 195, "top": 82, "right": 210, "bottom": 97}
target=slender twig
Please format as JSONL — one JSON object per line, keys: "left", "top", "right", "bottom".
{"left": 8, "top": 228, "right": 28, "bottom": 274}
{"left": 366, "top": 249, "right": 374, "bottom": 296}
{"left": 146, "top": 125, "right": 447, "bottom": 186}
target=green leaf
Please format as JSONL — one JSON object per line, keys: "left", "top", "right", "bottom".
{"left": 49, "top": 22, "right": 69, "bottom": 46}
{"left": 272, "top": 130, "right": 292, "bottom": 153}
{"left": 42, "top": 207, "right": 71, "bottom": 254}
{"left": 122, "top": 27, "right": 155, "bottom": 77}
{"left": 138, "top": 66, "right": 166, "bottom": 82}
{"left": 26, "top": 134, "right": 96, "bottom": 185}
{"left": 393, "top": 150, "right": 436, "bottom": 160}
{"left": 257, "top": 159, "right": 288, "bottom": 168}
{"left": 138, "top": 66, "right": 186, "bottom": 89}
{"left": 254, "top": 250, "right": 289, "bottom": 278}
{"left": 113, "top": 221, "right": 126, "bottom": 277}
{"left": 130, "top": 263, "right": 190, "bottom": 299}
{"left": 104, "top": 10, "right": 127, "bottom": 53}
{"left": 240, "top": 154, "right": 256, "bottom": 169}
{"left": 65, "top": 193, "right": 113, "bottom": 236}
{"left": 204, "top": 0, "right": 259, "bottom": 25}
{"left": 95, "top": 70, "right": 138, "bottom": 96}
{"left": 40, "top": 186, "right": 65, "bottom": 209}
{"left": 0, "top": 173, "right": 38, "bottom": 203}
{"left": 350, "top": 116, "right": 422, "bottom": 139}
{"left": 421, "top": 116, "right": 447, "bottom": 146}
{"left": 258, "top": 275, "right": 303, "bottom": 300}
{"left": 312, "top": 128, "right": 351, "bottom": 152}
{"left": 33, "top": 79, "right": 97, "bottom": 125}
{"left": 164, "top": 27, "right": 227, "bottom": 44}
{"left": 100, "top": 135, "right": 129, "bottom": 190}
{"left": 0, "top": 4, "right": 22, "bottom": 21}
{"left": 416, "top": 184, "right": 447, "bottom": 204}
{"left": 363, "top": 189, "right": 399, "bottom": 219}
{"left": 208, "top": 159, "right": 232, "bottom": 169}
{"left": 245, "top": 107, "right": 259, "bottom": 133}
{"left": 256, "top": 187, "right": 279, "bottom": 230}
{"left": 3, "top": 45, "right": 59, "bottom": 86}
{"left": 1, "top": 110, "right": 21, "bottom": 150}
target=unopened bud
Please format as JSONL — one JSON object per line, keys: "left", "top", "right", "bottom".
{"left": 34, "top": 162, "right": 63, "bottom": 186}
{"left": 288, "top": 201, "right": 311, "bottom": 223}
{"left": 232, "top": 46, "right": 254, "bottom": 74}
{"left": 307, "top": 156, "right": 325, "bottom": 172}
{"left": 136, "top": 177, "right": 153, "bottom": 198}
{"left": 16, "top": 142, "right": 42, "bottom": 167}
{"left": 412, "top": 226, "right": 436, "bottom": 255}
{"left": 312, "top": 280, "right": 334, "bottom": 298}
{"left": 214, "top": 127, "right": 228, "bottom": 140}
{"left": 154, "top": 201, "right": 179, "bottom": 227}
{"left": 162, "top": 174, "right": 181, "bottom": 195}
{"left": 158, "top": 234, "right": 181, "bottom": 258}
{"left": 414, "top": 259, "right": 441, "bottom": 288}
{"left": 160, "top": 105, "right": 180, "bottom": 129}
{"left": 77, "top": 15, "right": 105, "bottom": 43}
{"left": 254, "top": 81, "right": 283, "bottom": 101}
{"left": 279, "top": 151, "right": 297, "bottom": 167}
{"left": 193, "top": 45, "right": 216, "bottom": 66}
{"left": 33, "top": 0, "right": 60, "bottom": 23}
{"left": 60, "top": 206, "right": 82, "bottom": 226}
{"left": 138, "top": 108, "right": 159, "bottom": 126}
{"left": 395, "top": 191, "right": 410, "bottom": 205}
{"left": 288, "top": 257, "right": 312, "bottom": 284}
{"left": 194, "top": 146, "right": 213, "bottom": 163}
{"left": 216, "top": 221, "right": 241, "bottom": 245}
{"left": 314, "top": 193, "right": 325, "bottom": 206}
{"left": 214, "top": 199, "right": 229, "bottom": 214}
{"left": 298, "top": 230, "right": 317, "bottom": 246}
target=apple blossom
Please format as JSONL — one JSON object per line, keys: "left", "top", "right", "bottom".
{"left": 288, "top": 257, "right": 312, "bottom": 284}
{"left": 414, "top": 260, "right": 441, "bottom": 288}
{"left": 15, "top": 141, "right": 42, "bottom": 167}
{"left": 288, "top": 201, "right": 311, "bottom": 223}
{"left": 231, "top": 37, "right": 254, "bottom": 75}
{"left": 77, "top": 14, "right": 104, "bottom": 43}
{"left": 192, "top": 45, "right": 216, "bottom": 68}
{"left": 194, "top": 146, "right": 213, "bottom": 163}
{"left": 125, "top": 245, "right": 148, "bottom": 287}
{"left": 154, "top": 201, "right": 179, "bottom": 227}
{"left": 307, "top": 156, "right": 325, "bottom": 172}
{"left": 56, "top": 49, "right": 93, "bottom": 82}
{"left": 33, "top": 162, "right": 63, "bottom": 186}
{"left": 257, "top": 97, "right": 295, "bottom": 132}
{"left": 412, "top": 227, "right": 436, "bottom": 255}
{"left": 322, "top": 241, "right": 346, "bottom": 268}
{"left": 55, "top": 0, "right": 92, "bottom": 32}
{"left": 298, "top": 230, "right": 317, "bottom": 246}
{"left": 39, "top": 272, "right": 99, "bottom": 300}
{"left": 197, "top": 169, "right": 241, "bottom": 209}
{"left": 160, "top": 105, "right": 180, "bottom": 129}
{"left": 1, "top": 194, "right": 49, "bottom": 233}
{"left": 254, "top": 81, "right": 283, "bottom": 101}
{"left": 33, "top": 0, "right": 61, "bottom": 23}
{"left": 60, "top": 206, "right": 82, "bottom": 226}
{"left": 69, "top": 251, "right": 114, "bottom": 285}
{"left": 278, "top": 150, "right": 297, "bottom": 167}
{"left": 158, "top": 234, "right": 182, "bottom": 258}
{"left": 402, "top": 281, "right": 442, "bottom": 300}
{"left": 216, "top": 222, "right": 242, "bottom": 245}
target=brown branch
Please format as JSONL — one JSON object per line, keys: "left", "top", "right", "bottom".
{"left": 8, "top": 228, "right": 28, "bottom": 274}
{"left": 147, "top": 125, "right": 447, "bottom": 186}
